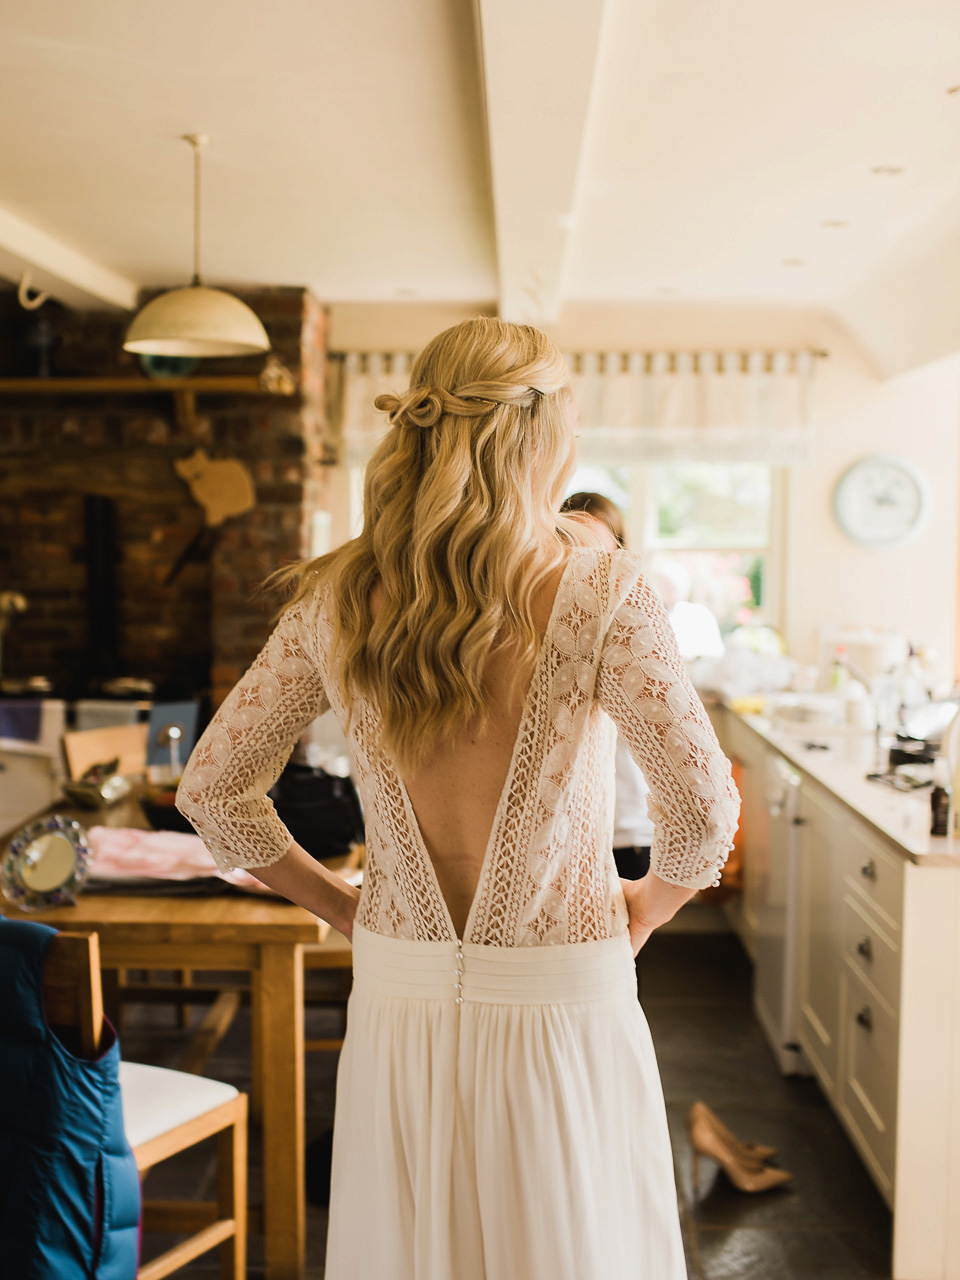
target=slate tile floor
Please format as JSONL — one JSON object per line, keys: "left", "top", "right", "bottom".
{"left": 123, "top": 932, "right": 892, "bottom": 1278}
{"left": 644, "top": 933, "right": 892, "bottom": 1280}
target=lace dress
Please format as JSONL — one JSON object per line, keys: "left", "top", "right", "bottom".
{"left": 178, "top": 548, "right": 739, "bottom": 1280}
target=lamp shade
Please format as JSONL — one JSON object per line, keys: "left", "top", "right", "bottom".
{"left": 123, "top": 285, "right": 270, "bottom": 357}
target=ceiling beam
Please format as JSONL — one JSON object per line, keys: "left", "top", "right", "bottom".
{"left": 832, "top": 188, "right": 960, "bottom": 379}
{"left": 474, "top": 0, "right": 611, "bottom": 326}
{"left": 0, "top": 204, "right": 138, "bottom": 312}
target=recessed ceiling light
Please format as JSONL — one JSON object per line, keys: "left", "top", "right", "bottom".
{"left": 871, "top": 165, "right": 904, "bottom": 175}
{"left": 782, "top": 258, "right": 806, "bottom": 267}
{"left": 821, "top": 219, "right": 848, "bottom": 228}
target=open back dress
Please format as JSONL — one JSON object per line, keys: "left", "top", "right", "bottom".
{"left": 178, "top": 547, "right": 740, "bottom": 1280}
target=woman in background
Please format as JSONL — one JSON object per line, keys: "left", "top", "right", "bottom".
{"left": 563, "top": 492, "right": 654, "bottom": 887}
{"left": 178, "top": 318, "right": 739, "bottom": 1280}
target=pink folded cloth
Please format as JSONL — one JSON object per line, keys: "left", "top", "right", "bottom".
{"left": 87, "top": 826, "right": 276, "bottom": 895}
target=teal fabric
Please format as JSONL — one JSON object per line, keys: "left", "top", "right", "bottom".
{"left": 0, "top": 918, "right": 141, "bottom": 1279}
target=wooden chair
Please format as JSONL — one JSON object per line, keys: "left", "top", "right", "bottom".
{"left": 61, "top": 722, "right": 149, "bottom": 781}
{"left": 43, "top": 932, "right": 248, "bottom": 1280}
{"left": 300, "top": 842, "right": 363, "bottom": 1056}
{"left": 302, "top": 926, "right": 354, "bottom": 1054}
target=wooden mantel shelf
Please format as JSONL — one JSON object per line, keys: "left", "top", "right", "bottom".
{"left": 0, "top": 377, "right": 297, "bottom": 396}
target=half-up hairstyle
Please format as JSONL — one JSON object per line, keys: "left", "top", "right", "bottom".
{"left": 286, "top": 316, "right": 593, "bottom": 771}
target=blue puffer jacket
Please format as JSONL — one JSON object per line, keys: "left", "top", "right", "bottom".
{"left": 0, "top": 919, "right": 141, "bottom": 1279}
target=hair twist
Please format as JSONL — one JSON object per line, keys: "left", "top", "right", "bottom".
{"left": 376, "top": 378, "right": 544, "bottom": 429}
{"left": 375, "top": 387, "right": 445, "bottom": 429}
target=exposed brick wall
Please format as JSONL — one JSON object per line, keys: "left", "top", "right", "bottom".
{"left": 0, "top": 287, "right": 329, "bottom": 704}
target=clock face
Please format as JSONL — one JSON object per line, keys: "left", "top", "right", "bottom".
{"left": 833, "top": 455, "right": 930, "bottom": 549}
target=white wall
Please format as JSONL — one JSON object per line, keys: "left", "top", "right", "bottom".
{"left": 326, "top": 300, "right": 960, "bottom": 681}
{"left": 784, "top": 348, "right": 960, "bottom": 679}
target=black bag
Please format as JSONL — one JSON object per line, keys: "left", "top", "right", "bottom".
{"left": 268, "top": 763, "right": 364, "bottom": 862}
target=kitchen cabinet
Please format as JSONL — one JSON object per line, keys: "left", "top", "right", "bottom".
{"left": 794, "top": 783, "right": 904, "bottom": 1196}
{"left": 795, "top": 782, "right": 846, "bottom": 1093}
{"left": 720, "top": 711, "right": 768, "bottom": 958}
{"left": 712, "top": 704, "right": 960, "bottom": 1280}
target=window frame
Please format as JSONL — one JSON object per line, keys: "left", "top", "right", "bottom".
{"left": 624, "top": 463, "right": 787, "bottom": 634}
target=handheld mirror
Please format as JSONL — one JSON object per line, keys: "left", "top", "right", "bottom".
{"left": 1, "top": 815, "right": 90, "bottom": 911}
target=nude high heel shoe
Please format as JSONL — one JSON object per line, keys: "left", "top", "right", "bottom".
{"left": 689, "top": 1100, "right": 778, "bottom": 1163}
{"left": 687, "top": 1104, "right": 793, "bottom": 1194}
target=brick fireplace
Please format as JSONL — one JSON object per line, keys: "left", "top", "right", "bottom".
{"left": 0, "top": 286, "right": 332, "bottom": 706}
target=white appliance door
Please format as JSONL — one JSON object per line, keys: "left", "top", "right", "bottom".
{"left": 753, "top": 754, "right": 809, "bottom": 1075}
{"left": 0, "top": 700, "right": 66, "bottom": 833}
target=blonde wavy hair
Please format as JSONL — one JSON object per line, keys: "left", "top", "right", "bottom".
{"left": 287, "top": 316, "right": 593, "bottom": 770}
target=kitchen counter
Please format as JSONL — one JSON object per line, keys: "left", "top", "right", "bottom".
{"left": 733, "top": 711, "right": 960, "bottom": 866}
{"left": 710, "top": 700, "right": 960, "bottom": 1279}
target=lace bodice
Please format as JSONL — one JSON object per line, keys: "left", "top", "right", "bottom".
{"left": 177, "top": 549, "right": 739, "bottom": 946}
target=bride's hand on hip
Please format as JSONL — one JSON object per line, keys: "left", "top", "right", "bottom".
{"left": 621, "top": 878, "right": 656, "bottom": 956}
{"left": 620, "top": 871, "right": 698, "bottom": 957}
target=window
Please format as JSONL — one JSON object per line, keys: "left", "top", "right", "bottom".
{"left": 564, "top": 462, "right": 781, "bottom": 638}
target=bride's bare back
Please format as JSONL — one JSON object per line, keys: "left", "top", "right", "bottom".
{"left": 370, "top": 559, "right": 568, "bottom": 936}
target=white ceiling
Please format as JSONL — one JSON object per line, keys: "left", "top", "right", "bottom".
{"left": 0, "top": 0, "right": 494, "bottom": 303}
{"left": 1, "top": 0, "right": 959, "bottom": 371}
{"left": 572, "top": 0, "right": 960, "bottom": 305}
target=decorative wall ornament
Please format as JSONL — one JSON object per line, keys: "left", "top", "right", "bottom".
{"left": 166, "top": 449, "right": 257, "bottom": 585}
{"left": 332, "top": 349, "right": 818, "bottom": 467}
{"left": 174, "top": 448, "right": 256, "bottom": 527}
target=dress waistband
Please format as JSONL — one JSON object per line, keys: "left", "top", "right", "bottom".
{"left": 351, "top": 923, "right": 637, "bottom": 1006}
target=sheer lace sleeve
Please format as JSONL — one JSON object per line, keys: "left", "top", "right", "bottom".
{"left": 596, "top": 557, "right": 739, "bottom": 889}
{"left": 176, "top": 598, "right": 329, "bottom": 872}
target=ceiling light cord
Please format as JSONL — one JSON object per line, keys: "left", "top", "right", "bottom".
{"left": 121, "top": 131, "right": 270, "bottom": 357}
{"left": 183, "top": 133, "right": 208, "bottom": 287}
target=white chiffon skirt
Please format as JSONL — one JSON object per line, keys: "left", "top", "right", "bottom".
{"left": 324, "top": 924, "right": 687, "bottom": 1280}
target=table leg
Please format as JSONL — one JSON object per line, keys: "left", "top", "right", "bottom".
{"left": 257, "top": 943, "right": 305, "bottom": 1280}
{"left": 102, "top": 967, "right": 121, "bottom": 1031}
{"left": 250, "top": 971, "right": 263, "bottom": 1125}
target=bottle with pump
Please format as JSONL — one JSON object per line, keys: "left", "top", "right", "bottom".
{"left": 931, "top": 758, "right": 952, "bottom": 838}
{"left": 900, "top": 643, "right": 930, "bottom": 716}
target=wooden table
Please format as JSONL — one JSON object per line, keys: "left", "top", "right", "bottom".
{"left": 1, "top": 802, "right": 325, "bottom": 1280}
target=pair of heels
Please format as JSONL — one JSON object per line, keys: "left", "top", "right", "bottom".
{"left": 687, "top": 1100, "right": 793, "bottom": 1194}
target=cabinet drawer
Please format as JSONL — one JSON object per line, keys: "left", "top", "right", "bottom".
{"left": 841, "top": 823, "right": 904, "bottom": 934}
{"left": 841, "top": 894, "right": 900, "bottom": 1014}
{"left": 839, "top": 964, "right": 899, "bottom": 1199}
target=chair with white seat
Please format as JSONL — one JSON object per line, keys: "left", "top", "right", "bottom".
{"left": 43, "top": 931, "right": 247, "bottom": 1280}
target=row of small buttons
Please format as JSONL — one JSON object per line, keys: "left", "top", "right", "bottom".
{"left": 455, "top": 939, "right": 464, "bottom": 1004}
{"left": 709, "top": 843, "right": 736, "bottom": 889}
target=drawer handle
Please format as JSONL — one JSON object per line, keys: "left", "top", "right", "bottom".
{"left": 860, "top": 859, "right": 878, "bottom": 882}
{"left": 856, "top": 937, "right": 873, "bottom": 961}
{"left": 855, "top": 1005, "right": 873, "bottom": 1031}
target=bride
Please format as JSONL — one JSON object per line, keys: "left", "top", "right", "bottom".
{"left": 178, "top": 316, "right": 739, "bottom": 1279}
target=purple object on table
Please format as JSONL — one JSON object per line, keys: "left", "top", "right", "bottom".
{"left": 0, "top": 701, "right": 42, "bottom": 743}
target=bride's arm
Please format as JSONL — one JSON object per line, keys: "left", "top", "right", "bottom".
{"left": 597, "top": 557, "right": 740, "bottom": 949}
{"left": 177, "top": 597, "right": 359, "bottom": 935}
{"left": 249, "top": 840, "right": 360, "bottom": 939}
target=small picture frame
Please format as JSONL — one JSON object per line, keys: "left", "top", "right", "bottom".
{"left": 146, "top": 701, "right": 201, "bottom": 778}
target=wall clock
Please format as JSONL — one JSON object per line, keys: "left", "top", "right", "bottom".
{"left": 832, "top": 455, "right": 931, "bottom": 550}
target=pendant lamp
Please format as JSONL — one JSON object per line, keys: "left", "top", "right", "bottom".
{"left": 124, "top": 134, "right": 270, "bottom": 357}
